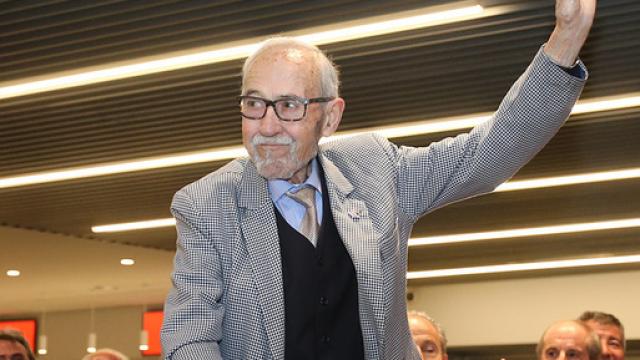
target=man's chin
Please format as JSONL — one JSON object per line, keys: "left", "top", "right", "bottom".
{"left": 254, "top": 162, "right": 296, "bottom": 180}
{"left": 259, "top": 169, "right": 296, "bottom": 180}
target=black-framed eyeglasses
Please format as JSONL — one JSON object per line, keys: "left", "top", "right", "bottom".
{"left": 238, "top": 95, "right": 334, "bottom": 122}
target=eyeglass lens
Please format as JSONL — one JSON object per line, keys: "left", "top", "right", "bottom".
{"left": 240, "top": 97, "right": 306, "bottom": 121}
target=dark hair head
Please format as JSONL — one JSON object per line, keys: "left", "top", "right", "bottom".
{"left": 0, "top": 329, "right": 36, "bottom": 360}
{"left": 579, "top": 310, "right": 625, "bottom": 349}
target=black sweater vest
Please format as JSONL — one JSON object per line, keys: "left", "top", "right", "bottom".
{"left": 274, "top": 176, "right": 365, "bottom": 360}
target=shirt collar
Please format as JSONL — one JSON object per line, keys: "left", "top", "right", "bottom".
{"left": 268, "top": 158, "right": 322, "bottom": 202}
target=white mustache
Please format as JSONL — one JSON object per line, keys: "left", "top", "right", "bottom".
{"left": 252, "top": 134, "right": 294, "bottom": 146}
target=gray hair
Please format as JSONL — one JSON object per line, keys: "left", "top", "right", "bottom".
{"left": 241, "top": 36, "right": 340, "bottom": 98}
{"left": 407, "top": 310, "right": 448, "bottom": 353}
{"left": 81, "top": 348, "right": 130, "bottom": 360}
{"left": 536, "top": 320, "right": 601, "bottom": 360}
{"left": 579, "top": 310, "right": 626, "bottom": 350}
{"left": 0, "top": 329, "right": 36, "bottom": 360}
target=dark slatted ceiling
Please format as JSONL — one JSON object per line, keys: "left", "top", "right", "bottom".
{"left": 1, "top": 0, "right": 639, "bottom": 279}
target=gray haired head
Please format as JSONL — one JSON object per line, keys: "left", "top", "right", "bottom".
{"left": 536, "top": 320, "right": 601, "bottom": 360}
{"left": 407, "top": 310, "right": 448, "bottom": 353}
{"left": 241, "top": 36, "right": 340, "bottom": 98}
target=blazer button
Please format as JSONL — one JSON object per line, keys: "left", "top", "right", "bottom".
{"left": 321, "top": 335, "right": 331, "bottom": 343}
{"left": 319, "top": 297, "right": 329, "bottom": 306}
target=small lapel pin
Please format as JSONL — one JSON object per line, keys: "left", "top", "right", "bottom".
{"left": 348, "top": 210, "right": 361, "bottom": 220}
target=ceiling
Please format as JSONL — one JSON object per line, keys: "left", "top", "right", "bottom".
{"left": 1, "top": 0, "right": 639, "bottom": 315}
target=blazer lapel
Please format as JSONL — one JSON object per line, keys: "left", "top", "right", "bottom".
{"left": 319, "top": 154, "right": 385, "bottom": 358}
{"left": 238, "top": 161, "right": 285, "bottom": 360}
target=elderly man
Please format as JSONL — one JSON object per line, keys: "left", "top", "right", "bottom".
{"left": 408, "top": 311, "right": 448, "bottom": 360}
{"left": 580, "top": 311, "right": 625, "bottom": 360}
{"left": 161, "top": 0, "right": 596, "bottom": 359}
{"left": 0, "top": 330, "right": 35, "bottom": 360}
{"left": 537, "top": 320, "right": 601, "bottom": 360}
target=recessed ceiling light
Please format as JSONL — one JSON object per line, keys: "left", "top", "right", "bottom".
{"left": 6, "top": 269, "right": 20, "bottom": 277}
{"left": 120, "top": 258, "right": 135, "bottom": 266}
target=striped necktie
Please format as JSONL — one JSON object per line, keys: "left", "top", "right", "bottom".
{"left": 286, "top": 186, "right": 319, "bottom": 246}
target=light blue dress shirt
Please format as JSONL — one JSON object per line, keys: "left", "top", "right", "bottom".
{"left": 268, "top": 159, "right": 323, "bottom": 232}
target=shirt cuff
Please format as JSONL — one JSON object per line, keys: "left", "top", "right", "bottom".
{"left": 541, "top": 43, "right": 587, "bottom": 79}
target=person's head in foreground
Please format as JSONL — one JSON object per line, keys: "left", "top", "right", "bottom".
{"left": 537, "top": 320, "right": 601, "bottom": 360}
{"left": 579, "top": 311, "right": 625, "bottom": 360}
{"left": 407, "top": 311, "right": 448, "bottom": 360}
{"left": 0, "top": 329, "right": 35, "bottom": 360}
{"left": 81, "top": 348, "right": 129, "bottom": 360}
{"left": 240, "top": 37, "right": 345, "bottom": 184}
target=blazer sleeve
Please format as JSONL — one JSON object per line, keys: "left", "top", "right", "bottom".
{"left": 161, "top": 188, "right": 225, "bottom": 360}
{"left": 392, "top": 45, "right": 588, "bottom": 220}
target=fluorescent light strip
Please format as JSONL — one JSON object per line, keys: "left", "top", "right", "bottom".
{"left": 496, "top": 167, "right": 640, "bottom": 192}
{"left": 409, "top": 218, "right": 640, "bottom": 246}
{"left": 2, "top": 91, "right": 639, "bottom": 190}
{"left": 297, "top": 5, "right": 484, "bottom": 46}
{"left": 0, "top": 145, "right": 247, "bottom": 189}
{"left": 353, "top": 92, "right": 640, "bottom": 140}
{"left": 406, "top": 254, "right": 640, "bottom": 279}
{"left": 0, "top": 43, "right": 259, "bottom": 101}
{"left": 324, "top": 114, "right": 491, "bottom": 142}
{"left": 0, "top": 4, "right": 486, "bottom": 100}
{"left": 571, "top": 94, "right": 640, "bottom": 114}
{"left": 94, "top": 216, "right": 640, "bottom": 245}
{"left": 92, "top": 218, "right": 176, "bottom": 233}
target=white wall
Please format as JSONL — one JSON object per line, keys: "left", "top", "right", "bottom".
{"left": 28, "top": 306, "right": 161, "bottom": 360}
{"left": 8, "top": 269, "right": 638, "bottom": 358}
{"left": 407, "top": 269, "right": 640, "bottom": 347}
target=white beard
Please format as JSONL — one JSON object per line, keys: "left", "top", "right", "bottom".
{"left": 249, "top": 134, "right": 316, "bottom": 180}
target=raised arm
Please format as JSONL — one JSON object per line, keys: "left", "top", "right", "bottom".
{"left": 391, "top": 1, "right": 595, "bottom": 220}
{"left": 545, "top": 0, "right": 596, "bottom": 66}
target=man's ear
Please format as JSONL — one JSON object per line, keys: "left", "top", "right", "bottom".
{"left": 321, "top": 97, "right": 345, "bottom": 137}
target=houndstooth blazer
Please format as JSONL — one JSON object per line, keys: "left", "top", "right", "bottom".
{"left": 161, "top": 47, "right": 586, "bottom": 360}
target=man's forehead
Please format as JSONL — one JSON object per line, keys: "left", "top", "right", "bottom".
{"left": 282, "top": 48, "right": 306, "bottom": 63}
{"left": 244, "top": 50, "right": 318, "bottom": 97}
{"left": 0, "top": 338, "right": 24, "bottom": 347}
{"left": 545, "top": 322, "right": 589, "bottom": 343}
{"left": 543, "top": 336, "right": 588, "bottom": 354}
{"left": 0, "top": 339, "right": 28, "bottom": 353}
{"left": 90, "top": 354, "right": 120, "bottom": 360}
{"left": 409, "top": 317, "right": 439, "bottom": 336}
{"left": 254, "top": 46, "right": 312, "bottom": 66}
{"left": 588, "top": 321, "right": 623, "bottom": 338}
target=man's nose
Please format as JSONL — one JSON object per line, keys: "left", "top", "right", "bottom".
{"left": 601, "top": 342, "right": 612, "bottom": 358}
{"left": 259, "top": 106, "right": 282, "bottom": 136}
